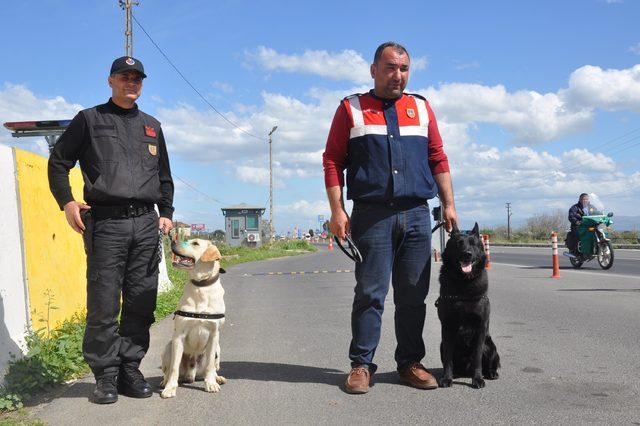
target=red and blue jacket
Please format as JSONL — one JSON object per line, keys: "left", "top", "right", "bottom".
{"left": 322, "top": 90, "right": 450, "bottom": 203}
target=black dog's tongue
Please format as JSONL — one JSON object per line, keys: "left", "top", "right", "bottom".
{"left": 460, "top": 261, "right": 473, "bottom": 274}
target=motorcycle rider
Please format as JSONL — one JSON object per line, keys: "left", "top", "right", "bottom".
{"left": 567, "top": 193, "right": 597, "bottom": 253}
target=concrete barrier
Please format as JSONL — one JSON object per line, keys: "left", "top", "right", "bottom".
{"left": 0, "top": 145, "right": 29, "bottom": 383}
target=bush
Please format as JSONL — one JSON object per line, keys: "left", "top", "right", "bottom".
{"left": 0, "top": 313, "right": 89, "bottom": 412}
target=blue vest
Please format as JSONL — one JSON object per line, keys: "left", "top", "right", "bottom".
{"left": 344, "top": 92, "right": 437, "bottom": 203}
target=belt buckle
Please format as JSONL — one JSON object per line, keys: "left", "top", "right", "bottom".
{"left": 127, "top": 204, "right": 136, "bottom": 218}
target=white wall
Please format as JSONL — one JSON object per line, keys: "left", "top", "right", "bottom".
{"left": 0, "top": 145, "right": 28, "bottom": 383}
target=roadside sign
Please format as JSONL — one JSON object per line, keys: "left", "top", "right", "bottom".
{"left": 318, "top": 215, "right": 324, "bottom": 223}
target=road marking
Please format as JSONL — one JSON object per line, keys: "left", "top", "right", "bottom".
{"left": 490, "top": 261, "right": 639, "bottom": 280}
{"left": 240, "top": 269, "right": 353, "bottom": 277}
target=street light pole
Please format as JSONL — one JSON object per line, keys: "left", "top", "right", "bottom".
{"left": 268, "top": 126, "right": 278, "bottom": 242}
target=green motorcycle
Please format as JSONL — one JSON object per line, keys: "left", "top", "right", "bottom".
{"left": 563, "top": 213, "right": 614, "bottom": 270}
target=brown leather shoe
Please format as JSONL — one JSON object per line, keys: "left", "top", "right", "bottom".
{"left": 345, "top": 366, "right": 371, "bottom": 394}
{"left": 398, "top": 363, "right": 438, "bottom": 389}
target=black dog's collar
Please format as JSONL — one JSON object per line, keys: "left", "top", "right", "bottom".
{"left": 435, "top": 294, "right": 488, "bottom": 308}
{"left": 173, "top": 310, "right": 225, "bottom": 320}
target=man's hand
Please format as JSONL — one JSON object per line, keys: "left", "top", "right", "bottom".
{"left": 329, "top": 208, "right": 350, "bottom": 239}
{"left": 63, "top": 201, "right": 91, "bottom": 234}
{"left": 443, "top": 205, "right": 458, "bottom": 232}
{"left": 159, "top": 217, "right": 173, "bottom": 235}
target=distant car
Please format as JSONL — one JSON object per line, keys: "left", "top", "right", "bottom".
{"left": 279, "top": 236, "right": 286, "bottom": 241}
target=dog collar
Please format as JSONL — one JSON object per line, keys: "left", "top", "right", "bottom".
{"left": 173, "top": 310, "right": 225, "bottom": 320}
{"left": 435, "top": 294, "right": 488, "bottom": 308}
{"left": 190, "top": 273, "right": 220, "bottom": 287}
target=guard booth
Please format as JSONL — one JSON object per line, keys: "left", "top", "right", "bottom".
{"left": 221, "top": 204, "right": 266, "bottom": 247}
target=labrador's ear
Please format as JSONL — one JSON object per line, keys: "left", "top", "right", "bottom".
{"left": 200, "top": 245, "right": 222, "bottom": 262}
{"left": 450, "top": 223, "right": 460, "bottom": 236}
{"left": 471, "top": 222, "right": 479, "bottom": 236}
{"left": 219, "top": 267, "right": 226, "bottom": 274}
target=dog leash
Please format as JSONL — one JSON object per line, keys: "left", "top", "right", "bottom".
{"left": 333, "top": 234, "right": 363, "bottom": 263}
{"left": 173, "top": 310, "right": 225, "bottom": 320}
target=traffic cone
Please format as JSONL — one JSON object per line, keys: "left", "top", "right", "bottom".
{"left": 483, "top": 234, "right": 492, "bottom": 270}
{"left": 551, "top": 232, "right": 561, "bottom": 279}
{"left": 328, "top": 238, "right": 334, "bottom": 251}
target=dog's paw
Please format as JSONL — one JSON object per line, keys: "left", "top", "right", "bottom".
{"left": 205, "top": 380, "right": 221, "bottom": 393}
{"left": 161, "top": 386, "right": 177, "bottom": 399}
{"left": 216, "top": 375, "right": 227, "bottom": 385}
{"left": 439, "top": 377, "right": 453, "bottom": 388}
{"left": 485, "top": 371, "right": 499, "bottom": 380}
{"left": 471, "top": 377, "right": 485, "bottom": 389}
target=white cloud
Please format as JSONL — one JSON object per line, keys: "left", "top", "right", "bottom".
{"left": 0, "top": 83, "right": 83, "bottom": 156}
{"left": 212, "top": 81, "right": 233, "bottom": 94}
{"left": 421, "top": 83, "right": 593, "bottom": 143}
{"left": 564, "top": 64, "right": 640, "bottom": 112}
{"left": 454, "top": 60, "right": 480, "bottom": 70}
{"left": 246, "top": 46, "right": 428, "bottom": 85}
{"left": 247, "top": 46, "right": 371, "bottom": 84}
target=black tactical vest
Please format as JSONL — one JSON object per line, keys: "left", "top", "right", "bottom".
{"left": 78, "top": 101, "right": 162, "bottom": 206}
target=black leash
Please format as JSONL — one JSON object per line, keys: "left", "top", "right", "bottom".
{"left": 174, "top": 310, "right": 225, "bottom": 320}
{"left": 333, "top": 234, "right": 363, "bottom": 263}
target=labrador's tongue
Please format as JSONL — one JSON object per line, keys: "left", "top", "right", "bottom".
{"left": 460, "top": 262, "right": 473, "bottom": 274}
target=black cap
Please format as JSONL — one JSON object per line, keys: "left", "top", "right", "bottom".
{"left": 110, "top": 56, "right": 147, "bottom": 78}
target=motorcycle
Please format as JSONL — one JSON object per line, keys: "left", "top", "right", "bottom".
{"left": 563, "top": 194, "right": 614, "bottom": 270}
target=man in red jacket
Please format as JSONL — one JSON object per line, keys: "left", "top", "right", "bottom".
{"left": 322, "top": 42, "right": 457, "bottom": 394}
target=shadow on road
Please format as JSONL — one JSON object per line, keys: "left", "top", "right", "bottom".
{"left": 212, "top": 361, "right": 345, "bottom": 386}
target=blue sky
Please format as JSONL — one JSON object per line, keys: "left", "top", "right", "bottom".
{"left": 1, "top": 0, "right": 639, "bottom": 233}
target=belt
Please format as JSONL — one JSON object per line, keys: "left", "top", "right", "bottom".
{"left": 91, "top": 202, "right": 154, "bottom": 220}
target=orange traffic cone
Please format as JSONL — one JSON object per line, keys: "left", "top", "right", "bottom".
{"left": 328, "top": 238, "right": 334, "bottom": 251}
{"left": 483, "top": 234, "right": 492, "bottom": 270}
{"left": 551, "top": 232, "right": 561, "bottom": 279}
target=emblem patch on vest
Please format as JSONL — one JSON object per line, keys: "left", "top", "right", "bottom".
{"left": 148, "top": 144, "right": 157, "bottom": 156}
{"left": 144, "top": 125, "right": 157, "bottom": 138}
{"left": 406, "top": 108, "right": 415, "bottom": 118}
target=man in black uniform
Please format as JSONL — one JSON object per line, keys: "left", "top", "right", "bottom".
{"left": 48, "top": 56, "right": 174, "bottom": 404}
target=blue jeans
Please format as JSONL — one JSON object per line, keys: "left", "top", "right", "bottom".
{"left": 349, "top": 201, "right": 432, "bottom": 372}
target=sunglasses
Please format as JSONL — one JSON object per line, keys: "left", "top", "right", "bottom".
{"left": 333, "top": 234, "right": 363, "bottom": 263}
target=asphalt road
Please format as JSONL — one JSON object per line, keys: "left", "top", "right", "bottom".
{"left": 491, "top": 246, "right": 640, "bottom": 277}
{"left": 33, "top": 247, "right": 640, "bottom": 425}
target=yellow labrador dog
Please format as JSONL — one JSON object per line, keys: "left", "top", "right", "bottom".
{"left": 160, "top": 239, "right": 227, "bottom": 399}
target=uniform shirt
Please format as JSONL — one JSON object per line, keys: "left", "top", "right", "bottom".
{"left": 322, "top": 90, "right": 449, "bottom": 203}
{"left": 48, "top": 98, "right": 174, "bottom": 219}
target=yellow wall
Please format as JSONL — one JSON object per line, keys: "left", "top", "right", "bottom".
{"left": 15, "top": 149, "right": 86, "bottom": 329}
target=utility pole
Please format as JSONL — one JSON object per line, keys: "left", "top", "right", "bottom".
{"left": 268, "top": 126, "right": 278, "bottom": 242}
{"left": 506, "top": 202, "right": 513, "bottom": 240}
{"left": 119, "top": 0, "right": 139, "bottom": 57}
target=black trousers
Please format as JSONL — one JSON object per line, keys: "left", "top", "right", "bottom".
{"left": 82, "top": 210, "right": 160, "bottom": 378}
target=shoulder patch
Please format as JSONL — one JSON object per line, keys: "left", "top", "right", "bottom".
{"left": 407, "top": 92, "right": 427, "bottom": 101}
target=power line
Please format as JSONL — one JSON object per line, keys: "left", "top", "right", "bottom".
{"left": 131, "top": 14, "right": 264, "bottom": 141}
{"left": 173, "top": 174, "right": 228, "bottom": 206}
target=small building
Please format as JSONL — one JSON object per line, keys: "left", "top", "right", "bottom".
{"left": 221, "top": 204, "right": 266, "bottom": 247}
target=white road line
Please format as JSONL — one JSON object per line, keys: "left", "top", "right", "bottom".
{"left": 490, "top": 261, "right": 639, "bottom": 280}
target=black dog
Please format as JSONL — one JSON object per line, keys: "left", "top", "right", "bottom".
{"left": 436, "top": 223, "right": 500, "bottom": 389}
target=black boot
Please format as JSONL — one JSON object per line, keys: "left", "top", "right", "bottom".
{"left": 92, "top": 375, "right": 118, "bottom": 404}
{"left": 118, "top": 363, "right": 153, "bottom": 398}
